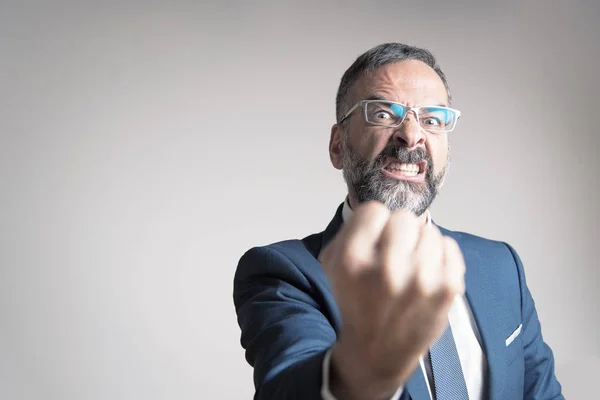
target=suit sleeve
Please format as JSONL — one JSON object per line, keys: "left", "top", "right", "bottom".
{"left": 505, "top": 243, "right": 564, "bottom": 399}
{"left": 233, "top": 245, "right": 337, "bottom": 399}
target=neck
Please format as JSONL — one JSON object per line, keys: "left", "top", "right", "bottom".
{"left": 347, "top": 193, "right": 430, "bottom": 225}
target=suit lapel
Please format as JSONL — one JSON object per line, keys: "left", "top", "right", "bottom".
{"left": 440, "top": 227, "right": 507, "bottom": 400}
{"left": 319, "top": 203, "right": 344, "bottom": 255}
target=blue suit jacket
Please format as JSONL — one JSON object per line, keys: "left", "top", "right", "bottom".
{"left": 233, "top": 203, "right": 563, "bottom": 399}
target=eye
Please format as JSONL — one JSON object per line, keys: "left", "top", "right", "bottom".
{"left": 374, "top": 111, "right": 393, "bottom": 120}
{"left": 422, "top": 117, "right": 442, "bottom": 126}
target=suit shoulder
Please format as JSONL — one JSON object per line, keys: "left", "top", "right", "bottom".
{"left": 443, "top": 228, "right": 504, "bottom": 245}
{"left": 441, "top": 227, "right": 518, "bottom": 260}
{"left": 235, "top": 234, "right": 323, "bottom": 282}
{"left": 238, "top": 235, "right": 317, "bottom": 261}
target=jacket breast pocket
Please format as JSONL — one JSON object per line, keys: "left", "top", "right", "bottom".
{"left": 505, "top": 323, "right": 524, "bottom": 365}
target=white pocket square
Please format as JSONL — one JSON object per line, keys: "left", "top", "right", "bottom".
{"left": 505, "top": 324, "right": 522, "bottom": 346}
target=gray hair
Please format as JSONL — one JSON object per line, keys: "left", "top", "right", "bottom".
{"left": 335, "top": 43, "right": 452, "bottom": 123}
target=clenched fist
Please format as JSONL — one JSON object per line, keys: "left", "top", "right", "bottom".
{"left": 319, "top": 201, "right": 466, "bottom": 400}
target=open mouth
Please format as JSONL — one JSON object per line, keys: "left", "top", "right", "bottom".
{"left": 381, "top": 157, "right": 427, "bottom": 182}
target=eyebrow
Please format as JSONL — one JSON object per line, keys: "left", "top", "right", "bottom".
{"left": 365, "top": 94, "right": 388, "bottom": 101}
{"left": 364, "top": 95, "right": 449, "bottom": 108}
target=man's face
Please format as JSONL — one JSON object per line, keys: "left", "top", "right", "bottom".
{"left": 329, "top": 60, "right": 451, "bottom": 216}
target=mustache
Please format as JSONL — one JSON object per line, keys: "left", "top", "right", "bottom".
{"left": 377, "top": 146, "right": 430, "bottom": 164}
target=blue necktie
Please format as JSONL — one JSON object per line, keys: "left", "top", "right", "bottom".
{"left": 428, "top": 323, "right": 469, "bottom": 400}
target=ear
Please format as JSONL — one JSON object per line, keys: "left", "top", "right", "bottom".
{"left": 329, "top": 123, "right": 344, "bottom": 170}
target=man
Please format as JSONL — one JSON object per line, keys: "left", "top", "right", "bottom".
{"left": 233, "top": 43, "right": 563, "bottom": 400}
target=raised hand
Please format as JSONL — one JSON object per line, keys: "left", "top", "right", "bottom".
{"left": 319, "top": 201, "right": 466, "bottom": 400}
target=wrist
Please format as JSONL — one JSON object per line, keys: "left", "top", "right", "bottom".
{"left": 329, "top": 342, "right": 401, "bottom": 400}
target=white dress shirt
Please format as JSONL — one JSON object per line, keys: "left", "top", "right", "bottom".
{"left": 321, "top": 199, "right": 487, "bottom": 400}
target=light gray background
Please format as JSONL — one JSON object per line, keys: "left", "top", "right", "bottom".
{"left": 1, "top": 1, "right": 598, "bottom": 399}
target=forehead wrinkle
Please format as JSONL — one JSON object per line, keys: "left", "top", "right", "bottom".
{"left": 362, "top": 90, "right": 448, "bottom": 108}
{"left": 355, "top": 61, "right": 448, "bottom": 107}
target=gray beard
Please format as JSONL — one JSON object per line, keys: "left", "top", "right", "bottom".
{"left": 341, "top": 136, "right": 449, "bottom": 216}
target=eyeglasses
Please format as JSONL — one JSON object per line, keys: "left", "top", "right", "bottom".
{"left": 340, "top": 100, "right": 461, "bottom": 133}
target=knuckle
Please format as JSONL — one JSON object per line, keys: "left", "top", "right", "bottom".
{"left": 379, "top": 259, "right": 405, "bottom": 295}
{"left": 416, "top": 228, "right": 438, "bottom": 252}
{"left": 413, "top": 236, "right": 442, "bottom": 267}
{"left": 339, "top": 246, "right": 370, "bottom": 274}
{"left": 391, "top": 208, "right": 419, "bottom": 227}
{"left": 436, "top": 284, "right": 456, "bottom": 303}
{"left": 360, "top": 200, "right": 390, "bottom": 217}
{"left": 443, "top": 237, "right": 465, "bottom": 260}
{"left": 429, "top": 225, "right": 444, "bottom": 241}
{"left": 413, "top": 271, "right": 434, "bottom": 297}
{"left": 411, "top": 245, "right": 425, "bottom": 266}
{"left": 441, "top": 275, "right": 463, "bottom": 297}
{"left": 424, "top": 225, "right": 443, "bottom": 244}
{"left": 379, "top": 270, "right": 397, "bottom": 296}
{"left": 443, "top": 236, "right": 460, "bottom": 253}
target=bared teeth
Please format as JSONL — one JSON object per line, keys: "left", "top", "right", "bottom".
{"left": 387, "top": 162, "right": 419, "bottom": 173}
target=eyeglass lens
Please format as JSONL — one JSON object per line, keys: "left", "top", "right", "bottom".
{"left": 365, "top": 101, "right": 457, "bottom": 132}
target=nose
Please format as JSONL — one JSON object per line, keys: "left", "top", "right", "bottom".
{"left": 391, "top": 111, "right": 426, "bottom": 149}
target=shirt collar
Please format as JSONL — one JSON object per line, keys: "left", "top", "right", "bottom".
{"left": 341, "top": 197, "right": 432, "bottom": 226}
